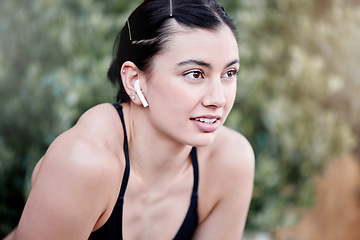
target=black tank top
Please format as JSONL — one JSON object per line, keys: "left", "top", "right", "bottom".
{"left": 88, "top": 104, "right": 199, "bottom": 239}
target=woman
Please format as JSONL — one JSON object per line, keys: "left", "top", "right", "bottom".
{"left": 9, "top": 0, "right": 254, "bottom": 239}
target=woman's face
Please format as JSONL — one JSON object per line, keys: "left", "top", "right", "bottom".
{"left": 144, "top": 24, "right": 239, "bottom": 147}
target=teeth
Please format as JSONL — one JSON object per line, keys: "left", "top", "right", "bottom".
{"left": 195, "top": 118, "right": 217, "bottom": 124}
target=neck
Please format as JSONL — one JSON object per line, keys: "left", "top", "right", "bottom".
{"left": 123, "top": 104, "right": 193, "bottom": 183}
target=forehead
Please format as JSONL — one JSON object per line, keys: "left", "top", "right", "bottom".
{"left": 154, "top": 23, "right": 239, "bottom": 68}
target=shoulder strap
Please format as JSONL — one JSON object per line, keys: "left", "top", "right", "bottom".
{"left": 190, "top": 147, "right": 199, "bottom": 197}
{"left": 173, "top": 147, "right": 199, "bottom": 240}
{"left": 113, "top": 104, "right": 130, "bottom": 202}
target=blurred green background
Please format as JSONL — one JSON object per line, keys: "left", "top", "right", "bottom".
{"left": 1, "top": 0, "right": 359, "bottom": 238}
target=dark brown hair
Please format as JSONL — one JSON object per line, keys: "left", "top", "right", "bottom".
{"left": 108, "top": 0, "right": 237, "bottom": 102}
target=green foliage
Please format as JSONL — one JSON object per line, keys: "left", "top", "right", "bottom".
{"left": 225, "top": 0, "right": 359, "bottom": 230}
{"left": 0, "top": 0, "right": 131, "bottom": 235}
{"left": 1, "top": 0, "right": 359, "bottom": 237}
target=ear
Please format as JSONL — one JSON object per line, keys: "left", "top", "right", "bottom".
{"left": 121, "top": 61, "right": 148, "bottom": 106}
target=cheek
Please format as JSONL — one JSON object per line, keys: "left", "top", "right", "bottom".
{"left": 146, "top": 82, "right": 186, "bottom": 120}
{"left": 229, "top": 85, "right": 237, "bottom": 102}
{"left": 148, "top": 77, "right": 200, "bottom": 109}
{"left": 225, "top": 83, "right": 237, "bottom": 109}
{"left": 148, "top": 81, "right": 179, "bottom": 105}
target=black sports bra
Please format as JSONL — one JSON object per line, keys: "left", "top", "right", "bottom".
{"left": 88, "top": 104, "right": 199, "bottom": 239}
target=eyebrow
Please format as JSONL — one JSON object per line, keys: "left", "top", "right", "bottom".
{"left": 225, "top": 59, "right": 240, "bottom": 68}
{"left": 177, "top": 59, "right": 211, "bottom": 68}
{"left": 176, "top": 59, "right": 240, "bottom": 69}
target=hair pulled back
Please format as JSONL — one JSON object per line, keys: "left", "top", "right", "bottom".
{"left": 108, "top": 0, "right": 237, "bottom": 103}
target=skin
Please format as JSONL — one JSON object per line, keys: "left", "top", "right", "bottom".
{"left": 10, "top": 22, "right": 254, "bottom": 240}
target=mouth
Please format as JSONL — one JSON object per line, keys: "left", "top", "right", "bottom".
{"left": 193, "top": 117, "right": 218, "bottom": 124}
{"left": 190, "top": 115, "right": 221, "bottom": 132}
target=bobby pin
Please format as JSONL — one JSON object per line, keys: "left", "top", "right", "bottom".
{"left": 127, "top": 20, "right": 132, "bottom": 41}
{"left": 170, "top": 0, "right": 173, "bottom": 17}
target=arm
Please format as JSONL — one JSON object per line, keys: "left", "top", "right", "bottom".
{"left": 194, "top": 130, "right": 255, "bottom": 240}
{"left": 14, "top": 128, "right": 115, "bottom": 240}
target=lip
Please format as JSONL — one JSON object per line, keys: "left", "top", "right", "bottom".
{"left": 190, "top": 115, "right": 222, "bottom": 133}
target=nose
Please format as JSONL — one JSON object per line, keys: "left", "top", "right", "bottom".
{"left": 202, "top": 79, "right": 226, "bottom": 108}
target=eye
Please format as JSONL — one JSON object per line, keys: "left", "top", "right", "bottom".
{"left": 222, "top": 69, "right": 238, "bottom": 79}
{"left": 184, "top": 70, "right": 205, "bottom": 81}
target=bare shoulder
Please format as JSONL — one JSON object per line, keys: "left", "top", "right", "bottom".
{"left": 32, "top": 103, "right": 123, "bottom": 186}
{"left": 194, "top": 126, "right": 255, "bottom": 239}
{"left": 16, "top": 103, "right": 124, "bottom": 239}
{"left": 216, "top": 126, "right": 254, "bottom": 159}
{"left": 76, "top": 103, "right": 123, "bottom": 139}
{"left": 77, "top": 103, "right": 119, "bottom": 123}
{"left": 200, "top": 126, "right": 255, "bottom": 173}
{"left": 55, "top": 103, "right": 124, "bottom": 165}
{"left": 37, "top": 102, "right": 125, "bottom": 212}
{"left": 197, "top": 125, "right": 255, "bottom": 205}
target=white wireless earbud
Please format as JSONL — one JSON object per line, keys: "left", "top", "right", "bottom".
{"left": 134, "top": 80, "right": 149, "bottom": 108}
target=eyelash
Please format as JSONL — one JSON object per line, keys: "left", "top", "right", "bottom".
{"left": 223, "top": 69, "right": 239, "bottom": 79}
{"left": 183, "top": 69, "right": 239, "bottom": 81}
{"left": 184, "top": 70, "right": 205, "bottom": 80}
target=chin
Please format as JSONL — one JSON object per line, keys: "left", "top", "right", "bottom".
{"left": 186, "top": 133, "right": 216, "bottom": 148}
